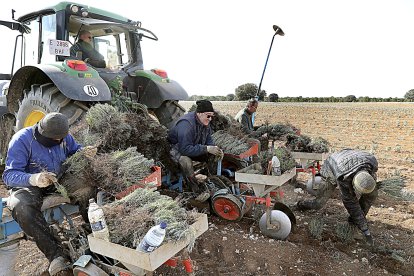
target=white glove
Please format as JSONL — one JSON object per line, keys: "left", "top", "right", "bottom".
{"left": 82, "top": 146, "right": 98, "bottom": 159}
{"left": 29, "top": 172, "right": 57, "bottom": 188}
{"left": 207, "top": 146, "right": 222, "bottom": 156}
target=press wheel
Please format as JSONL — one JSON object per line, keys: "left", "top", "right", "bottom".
{"left": 259, "top": 210, "right": 291, "bottom": 240}
{"left": 212, "top": 194, "right": 244, "bottom": 221}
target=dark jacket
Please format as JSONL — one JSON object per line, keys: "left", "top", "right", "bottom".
{"left": 168, "top": 112, "right": 214, "bottom": 159}
{"left": 235, "top": 108, "right": 254, "bottom": 134}
{"left": 2, "top": 126, "right": 81, "bottom": 188}
{"left": 321, "top": 149, "right": 378, "bottom": 232}
{"left": 70, "top": 40, "right": 106, "bottom": 68}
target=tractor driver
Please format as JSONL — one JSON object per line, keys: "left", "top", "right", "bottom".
{"left": 168, "top": 100, "right": 223, "bottom": 193}
{"left": 297, "top": 149, "right": 378, "bottom": 246}
{"left": 70, "top": 30, "right": 106, "bottom": 68}
{"left": 2, "top": 113, "right": 96, "bottom": 276}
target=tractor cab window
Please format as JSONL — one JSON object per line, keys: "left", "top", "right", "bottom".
{"left": 94, "top": 35, "right": 119, "bottom": 70}
{"left": 40, "top": 14, "right": 57, "bottom": 64}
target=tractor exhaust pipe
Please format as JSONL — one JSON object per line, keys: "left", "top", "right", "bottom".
{"left": 256, "top": 25, "right": 285, "bottom": 99}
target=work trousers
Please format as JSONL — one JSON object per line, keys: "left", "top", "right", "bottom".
{"left": 8, "top": 186, "right": 64, "bottom": 262}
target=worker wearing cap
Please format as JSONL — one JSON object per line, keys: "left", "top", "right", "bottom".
{"left": 297, "top": 149, "right": 378, "bottom": 246}
{"left": 2, "top": 113, "right": 94, "bottom": 276}
{"left": 168, "top": 100, "right": 223, "bottom": 193}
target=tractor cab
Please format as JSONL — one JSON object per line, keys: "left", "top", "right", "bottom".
{"left": 0, "top": 2, "right": 188, "bottom": 161}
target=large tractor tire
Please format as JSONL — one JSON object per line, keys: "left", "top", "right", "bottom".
{"left": 152, "top": 100, "right": 185, "bottom": 129}
{"left": 15, "top": 83, "right": 88, "bottom": 131}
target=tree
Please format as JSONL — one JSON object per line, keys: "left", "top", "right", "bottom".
{"left": 235, "top": 83, "right": 266, "bottom": 101}
{"left": 226, "top": 94, "right": 235, "bottom": 101}
{"left": 404, "top": 89, "right": 414, "bottom": 101}
{"left": 268, "top": 93, "right": 279, "bottom": 102}
{"left": 344, "top": 95, "right": 357, "bottom": 102}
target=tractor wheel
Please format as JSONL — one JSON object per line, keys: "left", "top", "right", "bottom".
{"left": 259, "top": 210, "right": 291, "bottom": 240}
{"left": 15, "top": 83, "right": 88, "bottom": 131}
{"left": 152, "top": 100, "right": 185, "bottom": 129}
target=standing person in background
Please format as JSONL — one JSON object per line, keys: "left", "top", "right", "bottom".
{"left": 297, "top": 149, "right": 378, "bottom": 246}
{"left": 235, "top": 98, "right": 259, "bottom": 134}
{"left": 168, "top": 100, "right": 223, "bottom": 193}
{"left": 2, "top": 113, "right": 95, "bottom": 276}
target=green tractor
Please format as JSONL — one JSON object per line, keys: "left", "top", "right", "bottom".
{"left": 0, "top": 1, "right": 188, "bottom": 159}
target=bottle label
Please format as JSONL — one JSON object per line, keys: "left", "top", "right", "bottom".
{"left": 139, "top": 240, "right": 156, "bottom": 253}
{"left": 90, "top": 221, "right": 106, "bottom": 232}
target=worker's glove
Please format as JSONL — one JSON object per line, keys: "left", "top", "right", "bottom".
{"left": 363, "top": 230, "right": 374, "bottom": 246}
{"left": 207, "top": 146, "right": 222, "bottom": 156}
{"left": 82, "top": 146, "right": 98, "bottom": 159}
{"left": 29, "top": 172, "right": 57, "bottom": 188}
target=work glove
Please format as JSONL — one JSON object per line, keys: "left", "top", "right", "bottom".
{"left": 82, "top": 146, "right": 98, "bottom": 159}
{"left": 363, "top": 230, "right": 374, "bottom": 246}
{"left": 206, "top": 146, "right": 222, "bottom": 156}
{"left": 29, "top": 172, "right": 57, "bottom": 188}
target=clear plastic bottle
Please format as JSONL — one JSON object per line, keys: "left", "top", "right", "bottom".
{"left": 88, "top": 198, "right": 110, "bottom": 241}
{"left": 137, "top": 221, "right": 167, "bottom": 253}
{"left": 271, "top": 156, "right": 281, "bottom": 176}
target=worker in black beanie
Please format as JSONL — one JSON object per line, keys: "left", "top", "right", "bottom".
{"left": 168, "top": 100, "right": 222, "bottom": 195}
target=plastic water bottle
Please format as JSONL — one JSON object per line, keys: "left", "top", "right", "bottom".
{"left": 137, "top": 222, "right": 167, "bottom": 253}
{"left": 88, "top": 198, "right": 110, "bottom": 241}
{"left": 271, "top": 156, "right": 281, "bottom": 176}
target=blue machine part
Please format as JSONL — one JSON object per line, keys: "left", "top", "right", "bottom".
{"left": 162, "top": 173, "right": 184, "bottom": 192}
{"left": 1, "top": 196, "right": 79, "bottom": 247}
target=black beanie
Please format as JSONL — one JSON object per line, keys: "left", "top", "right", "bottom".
{"left": 196, "top": 100, "right": 214, "bottom": 113}
{"left": 38, "top": 112, "right": 69, "bottom": 139}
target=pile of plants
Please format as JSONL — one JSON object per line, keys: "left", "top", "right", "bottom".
{"left": 257, "top": 147, "right": 296, "bottom": 174}
{"left": 253, "top": 123, "right": 300, "bottom": 141}
{"left": 212, "top": 130, "right": 251, "bottom": 155}
{"left": 103, "top": 188, "right": 199, "bottom": 250}
{"left": 286, "top": 134, "right": 330, "bottom": 153}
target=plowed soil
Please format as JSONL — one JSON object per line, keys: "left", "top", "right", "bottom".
{"left": 1, "top": 102, "right": 413, "bottom": 276}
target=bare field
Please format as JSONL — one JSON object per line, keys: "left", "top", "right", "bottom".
{"left": 181, "top": 101, "right": 414, "bottom": 191}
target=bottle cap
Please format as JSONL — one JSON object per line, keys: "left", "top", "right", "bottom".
{"left": 160, "top": 221, "right": 167, "bottom": 229}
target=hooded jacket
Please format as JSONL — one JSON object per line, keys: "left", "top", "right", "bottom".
{"left": 2, "top": 126, "right": 81, "bottom": 188}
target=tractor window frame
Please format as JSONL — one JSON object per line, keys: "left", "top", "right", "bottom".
{"left": 22, "top": 17, "right": 40, "bottom": 66}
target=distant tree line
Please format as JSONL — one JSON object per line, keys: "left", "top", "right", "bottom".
{"left": 187, "top": 84, "right": 414, "bottom": 102}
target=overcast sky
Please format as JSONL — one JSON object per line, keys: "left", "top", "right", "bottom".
{"left": 1, "top": 0, "right": 413, "bottom": 98}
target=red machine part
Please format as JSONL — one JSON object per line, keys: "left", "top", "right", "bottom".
{"left": 212, "top": 194, "right": 244, "bottom": 221}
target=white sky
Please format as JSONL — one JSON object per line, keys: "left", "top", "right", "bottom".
{"left": 1, "top": 0, "right": 413, "bottom": 98}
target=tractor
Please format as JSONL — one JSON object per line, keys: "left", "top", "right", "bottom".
{"left": 0, "top": 1, "right": 188, "bottom": 160}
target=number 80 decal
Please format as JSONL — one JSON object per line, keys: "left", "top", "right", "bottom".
{"left": 83, "top": 85, "right": 99, "bottom": 97}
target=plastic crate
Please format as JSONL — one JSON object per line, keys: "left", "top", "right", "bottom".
{"left": 224, "top": 138, "right": 259, "bottom": 159}
{"left": 115, "top": 166, "right": 161, "bottom": 199}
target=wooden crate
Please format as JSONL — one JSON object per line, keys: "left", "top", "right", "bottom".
{"left": 88, "top": 213, "right": 208, "bottom": 272}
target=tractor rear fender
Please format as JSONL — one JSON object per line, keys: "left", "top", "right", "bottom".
{"left": 7, "top": 65, "right": 111, "bottom": 114}
{"left": 126, "top": 69, "right": 188, "bottom": 109}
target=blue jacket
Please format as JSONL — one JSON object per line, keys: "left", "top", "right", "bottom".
{"left": 168, "top": 112, "right": 214, "bottom": 157}
{"left": 2, "top": 126, "right": 82, "bottom": 188}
